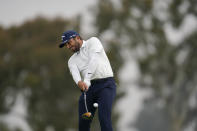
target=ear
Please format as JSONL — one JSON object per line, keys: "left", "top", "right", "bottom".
{"left": 76, "top": 36, "right": 80, "bottom": 40}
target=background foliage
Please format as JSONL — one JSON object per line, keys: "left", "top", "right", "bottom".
{"left": 0, "top": 0, "right": 197, "bottom": 131}
{"left": 94, "top": 0, "right": 197, "bottom": 131}
{"left": 0, "top": 16, "right": 122, "bottom": 131}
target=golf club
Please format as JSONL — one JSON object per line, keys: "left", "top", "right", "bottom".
{"left": 82, "top": 90, "right": 92, "bottom": 120}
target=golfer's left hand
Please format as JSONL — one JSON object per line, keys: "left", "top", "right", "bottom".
{"left": 83, "top": 82, "right": 89, "bottom": 91}
{"left": 78, "top": 81, "right": 89, "bottom": 91}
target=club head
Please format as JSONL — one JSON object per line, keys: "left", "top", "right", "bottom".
{"left": 82, "top": 112, "right": 92, "bottom": 120}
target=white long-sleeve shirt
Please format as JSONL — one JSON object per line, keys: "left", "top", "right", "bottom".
{"left": 68, "top": 37, "right": 113, "bottom": 87}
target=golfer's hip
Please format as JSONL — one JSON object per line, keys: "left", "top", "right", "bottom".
{"left": 90, "top": 77, "right": 114, "bottom": 84}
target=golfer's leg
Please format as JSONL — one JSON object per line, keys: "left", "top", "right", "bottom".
{"left": 98, "top": 87, "right": 116, "bottom": 131}
{"left": 78, "top": 92, "right": 96, "bottom": 131}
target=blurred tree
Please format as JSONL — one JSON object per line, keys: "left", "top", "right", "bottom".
{"left": 0, "top": 16, "right": 81, "bottom": 131}
{"left": 94, "top": 0, "right": 197, "bottom": 131}
{"left": 0, "top": 13, "right": 122, "bottom": 131}
{"left": 0, "top": 122, "right": 9, "bottom": 131}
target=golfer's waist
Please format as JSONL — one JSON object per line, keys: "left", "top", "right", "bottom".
{"left": 91, "top": 77, "right": 114, "bottom": 84}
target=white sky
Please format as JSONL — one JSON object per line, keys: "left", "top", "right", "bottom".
{"left": 0, "top": 0, "right": 96, "bottom": 27}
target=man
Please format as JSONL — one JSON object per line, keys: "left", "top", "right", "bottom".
{"left": 59, "top": 30, "right": 116, "bottom": 131}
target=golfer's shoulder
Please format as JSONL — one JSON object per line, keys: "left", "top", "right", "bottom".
{"left": 86, "top": 37, "right": 103, "bottom": 48}
{"left": 87, "top": 36, "right": 100, "bottom": 41}
{"left": 67, "top": 54, "right": 77, "bottom": 66}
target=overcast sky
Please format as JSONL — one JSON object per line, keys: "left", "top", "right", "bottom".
{"left": 0, "top": 0, "right": 96, "bottom": 27}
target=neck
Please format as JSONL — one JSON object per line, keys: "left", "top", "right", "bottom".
{"left": 79, "top": 40, "right": 83, "bottom": 47}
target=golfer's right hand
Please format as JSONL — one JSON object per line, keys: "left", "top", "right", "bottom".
{"left": 78, "top": 81, "right": 88, "bottom": 91}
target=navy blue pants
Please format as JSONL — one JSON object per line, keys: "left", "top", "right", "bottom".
{"left": 78, "top": 77, "right": 116, "bottom": 131}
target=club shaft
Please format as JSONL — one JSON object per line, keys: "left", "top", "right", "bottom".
{"left": 84, "top": 92, "right": 89, "bottom": 112}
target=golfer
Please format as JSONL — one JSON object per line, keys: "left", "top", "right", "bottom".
{"left": 59, "top": 30, "right": 116, "bottom": 131}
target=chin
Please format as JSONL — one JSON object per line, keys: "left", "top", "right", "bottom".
{"left": 72, "top": 50, "right": 77, "bottom": 53}
{"left": 73, "top": 48, "right": 79, "bottom": 53}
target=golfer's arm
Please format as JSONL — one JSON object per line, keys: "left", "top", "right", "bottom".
{"left": 84, "top": 37, "right": 103, "bottom": 87}
{"left": 68, "top": 63, "right": 81, "bottom": 85}
{"left": 84, "top": 52, "right": 99, "bottom": 87}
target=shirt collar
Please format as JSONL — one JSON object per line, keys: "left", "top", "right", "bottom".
{"left": 81, "top": 40, "right": 86, "bottom": 48}
{"left": 76, "top": 40, "right": 86, "bottom": 54}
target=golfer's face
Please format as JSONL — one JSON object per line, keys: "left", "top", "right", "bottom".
{"left": 66, "top": 38, "right": 80, "bottom": 52}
